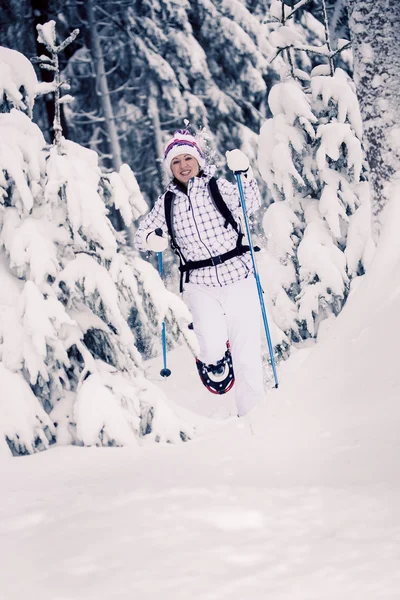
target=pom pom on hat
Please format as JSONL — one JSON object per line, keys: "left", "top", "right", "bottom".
{"left": 163, "top": 130, "right": 206, "bottom": 175}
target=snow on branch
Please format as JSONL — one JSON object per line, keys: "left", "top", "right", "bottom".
{"left": 257, "top": 0, "right": 370, "bottom": 350}
{"left": 0, "top": 47, "right": 38, "bottom": 117}
{"left": 0, "top": 51, "right": 198, "bottom": 455}
{"left": 0, "top": 364, "right": 56, "bottom": 456}
{"left": 35, "top": 21, "right": 80, "bottom": 147}
{"left": 287, "top": 0, "right": 312, "bottom": 20}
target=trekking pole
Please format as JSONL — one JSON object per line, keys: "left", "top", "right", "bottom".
{"left": 234, "top": 172, "right": 279, "bottom": 388}
{"left": 157, "top": 251, "right": 172, "bottom": 378}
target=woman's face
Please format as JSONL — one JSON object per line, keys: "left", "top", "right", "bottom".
{"left": 171, "top": 153, "right": 200, "bottom": 185}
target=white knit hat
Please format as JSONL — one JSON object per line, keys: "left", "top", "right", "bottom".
{"left": 163, "top": 130, "right": 206, "bottom": 176}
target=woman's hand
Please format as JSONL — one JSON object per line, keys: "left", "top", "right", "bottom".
{"left": 146, "top": 228, "right": 168, "bottom": 252}
{"left": 226, "top": 149, "right": 250, "bottom": 172}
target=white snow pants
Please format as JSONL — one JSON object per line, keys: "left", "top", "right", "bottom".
{"left": 184, "top": 276, "right": 265, "bottom": 416}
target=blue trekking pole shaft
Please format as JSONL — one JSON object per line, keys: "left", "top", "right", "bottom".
{"left": 235, "top": 172, "right": 279, "bottom": 388}
{"left": 157, "top": 252, "right": 171, "bottom": 378}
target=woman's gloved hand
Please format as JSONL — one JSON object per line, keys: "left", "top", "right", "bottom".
{"left": 146, "top": 228, "right": 168, "bottom": 252}
{"left": 226, "top": 149, "right": 250, "bottom": 173}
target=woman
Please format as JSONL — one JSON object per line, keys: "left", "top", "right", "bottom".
{"left": 134, "top": 130, "right": 264, "bottom": 417}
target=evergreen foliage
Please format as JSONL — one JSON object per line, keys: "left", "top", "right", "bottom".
{"left": 14, "top": 0, "right": 279, "bottom": 206}
{"left": 346, "top": 0, "right": 400, "bottom": 230}
{"left": 0, "top": 41, "right": 196, "bottom": 456}
{"left": 257, "top": 0, "right": 373, "bottom": 356}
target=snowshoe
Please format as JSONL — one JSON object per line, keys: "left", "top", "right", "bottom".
{"left": 195, "top": 342, "right": 235, "bottom": 395}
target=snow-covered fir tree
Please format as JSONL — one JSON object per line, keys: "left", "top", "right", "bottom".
{"left": 0, "top": 40, "right": 196, "bottom": 457}
{"left": 346, "top": 0, "right": 400, "bottom": 233}
{"left": 35, "top": 0, "right": 278, "bottom": 205}
{"left": 257, "top": 0, "right": 374, "bottom": 355}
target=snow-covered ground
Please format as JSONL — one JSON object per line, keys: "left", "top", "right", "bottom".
{"left": 2, "top": 205, "right": 400, "bottom": 599}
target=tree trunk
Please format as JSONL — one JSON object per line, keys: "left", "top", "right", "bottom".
{"left": 148, "top": 78, "right": 169, "bottom": 201}
{"left": 86, "top": 0, "right": 125, "bottom": 233}
{"left": 346, "top": 0, "right": 400, "bottom": 233}
{"left": 86, "top": 0, "right": 123, "bottom": 172}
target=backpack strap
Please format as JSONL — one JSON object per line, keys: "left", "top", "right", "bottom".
{"left": 164, "top": 190, "right": 177, "bottom": 250}
{"left": 164, "top": 190, "right": 188, "bottom": 292}
{"left": 165, "top": 178, "right": 239, "bottom": 242}
{"left": 208, "top": 177, "right": 239, "bottom": 232}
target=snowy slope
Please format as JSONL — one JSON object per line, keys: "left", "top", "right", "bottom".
{"left": 1, "top": 202, "right": 400, "bottom": 598}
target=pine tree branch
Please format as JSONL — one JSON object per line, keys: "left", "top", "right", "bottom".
{"left": 286, "top": 47, "right": 296, "bottom": 78}
{"left": 286, "top": 0, "right": 312, "bottom": 21}
{"left": 293, "top": 43, "right": 330, "bottom": 56}
{"left": 330, "top": 42, "right": 352, "bottom": 59}
{"left": 268, "top": 47, "right": 284, "bottom": 65}
{"left": 263, "top": 17, "right": 281, "bottom": 24}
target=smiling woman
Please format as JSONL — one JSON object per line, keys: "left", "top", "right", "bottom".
{"left": 170, "top": 154, "right": 200, "bottom": 185}
{"left": 164, "top": 131, "right": 206, "bottom": 183}
{"left": 134, "top": 130, "right": 265, "bottom": 417}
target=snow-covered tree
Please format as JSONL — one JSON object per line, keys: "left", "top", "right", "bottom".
{"left": 43, "top": 0, "right": 277, "bottom": 205}
{"left": 346, "top": 0, "right": 400, "bottom": 234}
{"left": 257, "top": 0, "right": 373, "bottom": 355}
{"left": 0, "top": 44, "right": 196, "bottom": 457}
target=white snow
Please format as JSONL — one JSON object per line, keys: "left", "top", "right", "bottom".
{"left": 269, "top": 0, "right": 292, "bottom": 21}
{"left": 0, "top": 47, "right": 38, "bottom": 114}
{"left": 258, "top": 113, "right": 307, "bottom": 201}
{"left": 0, "top": 362, "right": 55, "bottom": 455}
{"left": 57, "top": 93, "right": 74, "bottom": 105}
{"left": 269, "top": 25, "right": 305, "bottom": 50}
{"left": 74, "top": 372, "right": 139, "bottom": 447}
{"left": 268, "top": 80, "right": 316, "bottom": 123}
{"left": 311, "top": 69, "right": 364, "bottom": 139}
{"left": 316, "top": 122, "right": 363, "bottom": 182}
{"left": 345, "top": 182, "right": 375, "bottom": 276}
{"left": 1, "top": 182, "right": 400, "bottom": 598}
{"left": 1, "top": 21, "right": 400, "bottom": 600}
{"left": 36, "top": 20, "right": 57, "bottom": 51}
{"left": 57, "top": 254, "right": 134, "bottom": 347}
{"left": 0, "top": 110, "right": 46, "bottom": 213}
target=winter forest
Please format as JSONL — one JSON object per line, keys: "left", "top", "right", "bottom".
{"left": 1, "top": 0, "right": 400, "bottom": 598}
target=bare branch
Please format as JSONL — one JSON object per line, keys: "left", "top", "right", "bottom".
{"left": 39, "top": 64, "right": 57, "bottom": 71}
{"left": 73, "top": 114, "right": 104, "bottom": 124}
{"left": 57, "top": 29, "right": 80, "bottom": 53}
{"left": 104, "top": 60, "right": 122, "bottom": 78}
{"left": 94, "top": 4, "right": 131, "bottom": 36}
{"left": 107, "top": 79, "right": 135, "bottom": 95}
{"left": 321, "top": 0, "right": 334, "bottom": 75}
